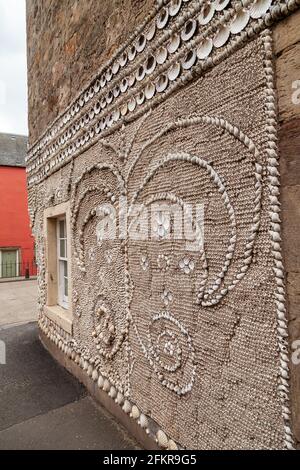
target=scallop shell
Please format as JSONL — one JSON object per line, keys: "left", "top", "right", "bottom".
{"left": 116, "top": 392, "right": 124, "bottom": 405}
{"left": 122, "top": 400, "right": 132, "bottom": 414}
{"left": 167, "top": 34, "right": 181, "bottom": 54}
{"left": 230, "top": 8, "right": 250, "bottom": 34}
{"left": 157, "top": 430, "right": 169, "bottom": 448}
{"left": 98, "top": 375, "right": 104, "bottom": 388}
{"left": 156, "top": 46, "right": 168, "bottom": 65}
{"left": 112, "top": 60, "right": 120, "bottom": 75}
{"left": 213, "top": 25, "right": 230, "bottom": 48}
{"left": 156, "top": 74, "right": 169, "bottom": 93}
{"left": 136, "top": 34, "right": 146, "bottom": 52}
{"left": 197, "top": 37, "right": 213, "bottom": 59}
{"left": 139, "top": 414, "right": 149, "bottom": 429}
{"left": 145, "top": 54, "right": 156, "bottom": 75}
{"left": 182, "top": 49, "right": 197, "bottom": 70}
{"left": 128, "top": 45, "right": 137, "bottom": 61}
{"left": 168, "top": 62, "right": 181, "bottom": 81}
{"left": 250, "top": 0, "right": 272, "bottom": 19}
{"left": 145, "top": 82, "right": 156, "bottom": 100}
{"left": 119, "top": 51, "right": 128, "bottom": 67}
{"left": 214, "top": 0, "right": 231, "bottom": 11}
{"left": 136, "top": 64, "right": 146, "bottom": 81}
{"left": 136, "top": 91, "right": 145, "bottom": 105}
{"left": 128, "top": 97, "right": 136, "bottom": 112}
{"left": 169, "top": 0, "right": 182, "bottom": 17}
{"left": 131, "top": 405, "right": 140, "bottom": 419}
{"left": 181, "top": 19, "right": 197, "bottom": 42}
{"left": 198, "top": 2, "right": 215, "bottom": 25}
{"left": 109, "top": 386, "right": 117, "bottom": 398}
{"left": 157, "top": 7, "right": 169, "bottom": 29}
{"left": 146, "top": 21, "right": 156, "bottom": 41}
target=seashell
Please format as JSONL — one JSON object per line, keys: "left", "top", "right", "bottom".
{"left": 136, "top": 34, "right": 146, "bottom": 52}
{"left": 139, "top": 414, "right": 149, "bottom": 429}
{"left": 100, "top": 98, "right": 106, "bottom": 109}
{"left": 136, "top": 64, "right": 145, "bottom": 81}
{"left": 112, "top": 61, "right": 120, "bottom": 75}
{"left": 182, "top": 49, "right": 197, "bottom": 70}
{"left": 119, "top": 51, "right": 128, "bottom": 67}
{"left": 131, "top": 405, "right": 140, "bottom": 419}
{"left": 103, "top": 378, "right": 110, "bottom": 392}
{"left": 128, "top": 74, "right": 136, "bottom": 87}
{"left": 197, "top": 37, "right": 213, "bottom": 59}
{"left": 157, "top": 430, "right": 169, "bottom": 448}
{"left": 156, "top": 74, "right": 169, "bottom": 93}
{"left": 98, "top": 375, "right": 104, "bottom": 389}
{"left": 169, "top": 0, "right": 182, "bottom": 17}
{"left": 181, "top": 19, "right": 197, "bottom": 42}
{"left": 156, "top": 46, "right": 168, "bottom": 65}
{"left": 92, "top": 369, "right": 98, "bottom": 382}
{"left": 145, "top": 82, "right": 156, "bottom": 100}
{"left": 106, "top": 90, "right": 114, "bottom": 104}
{"left": 122, "top": 399, "right": 132, "bottom": 414}
{"left": 106, "top": 68, "right": 112, "bottom": 82}
{"left": 250, "top": 0, "right": 272, "bottom": 19}
{"left": 116, "top": 392, "right": 124, "bottom": 405}
{"left": 167, "top": 34, "right": 181, "bottom": 54}
{"left": 128, "top": 45, "right": 137, "bottom": 61}
{"left": 168, "top": 439, "right": 178, "bottom": 450}
{"left": 198, "top": 2, "right": 215, "bottom": 25}
{"left": 120, "top": 77, "right": 128, "bottom": 93}
{"left": 109, "top": 386, "right": 117, "bottom": 399}
{"left": 213, "top": 25, "right": 230, "bottom": 48}
{"left": 145, "top": 55, "right": 156, "bottom": 75}
{"left": 121, "top": 102, "right": 128, "bottom": 116}
{"left": 112, "top": 108, "right": 120, "bottom": 122}
{"left": 113, "top": 86, "right": 120, "bottom": 98}
{"left": 168, "top": 62, "right": 181, "bottom": 81}
{"left": 146, "top": 21, "right": 156, "bottom": 41}
{"left": 230, "top": 8, "right": 250, "bottom": 34}
{"left": 100, "top": 74, "right": 106, "bottom": 88}
{"left": 136, "top": 91, "right": 145, "bottom": 105}
{"left": 106, "top": 114, "right": 114, "bottom": 128}
{"left": 87, "top": 364, "right": 93, "bottom": 377}
{"left": 128, "top": 97, "right": 136, "bottom": 112}
{"left": 214, "top": 0, "right": 231, "bottom": 11}
{"left": 93, "top": 79, "right": 101, "bottom": 93}
{"left": 94, "top": 101, "right": 101, "bottom": 115}
{"left": 157, "top": 7, "right": 169, "bottom": 29}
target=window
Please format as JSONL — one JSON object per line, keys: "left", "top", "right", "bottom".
{"left": 44, "top": 203, "right": 72, "bottom": 334}
{"left": 57, "top": 218, "right": 69, "bottom": 309}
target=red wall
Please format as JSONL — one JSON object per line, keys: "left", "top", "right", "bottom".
{"left": 0, "top": 166, "right": 36, "bottom": 276}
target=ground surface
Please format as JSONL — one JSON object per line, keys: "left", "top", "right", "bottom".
{"left": 0, "top": 280, "right": 38, "bottom": 327}
{"left": 0, "top": 283, "right": 138, "bottom": 450}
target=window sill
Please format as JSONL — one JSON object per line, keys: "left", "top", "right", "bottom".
{"left": 44, "top": 305, "right": 73, "bottom": 335}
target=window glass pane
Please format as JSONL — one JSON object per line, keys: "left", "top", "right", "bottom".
{"left": 64, "top": 276, "right": 68, "bottom": 297}
{"left": 64, "top": 260, "right": 68, "bottom": 277}
{"left": 59, "top": 220, "right": 65, "bottom": 239}
{"left": 60, "top": 239, "right": 65, "bottom": 258}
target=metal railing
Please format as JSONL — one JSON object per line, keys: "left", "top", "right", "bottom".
{"left": 0, "top": 260, "right": 37, "bottom": 279}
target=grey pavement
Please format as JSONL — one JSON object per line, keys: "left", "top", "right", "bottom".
{"left": 0, "top": 322, "right": 139, "bottom": 450}
{"left": 0, "top": 280, "right": 38, "bottom": 327}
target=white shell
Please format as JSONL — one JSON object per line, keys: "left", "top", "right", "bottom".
{"left": 169, "top": 0, "right": 182, "bottom": 17}
{"left": 145, "top": 82, "right": 156, "bottom": 100}
{"left": 230, "top": 8, "right": 250, "bottom": 34}
{"left": 116, "top": 392, "right": 124, "bottom": 405}
{"left": 136, "top": 34, "right": 146, "bottom": 52}
{"left": 112, "top": 61, "right": 120, "bottom": 75}
{"left": 168, "top": 439, "right": 178, "bottom": 450}
{"left": 156, "top": 74, "right": 169, "bottom": 93}
{"left": 103, "top": 378, "right": 110, "bottom": 392}
{"left": 146, "top": 21, "right": 156, "bottom": 41}
{"left": 119, "top": 52, "right": 128, "bottom": 67}
{"left": 139, "top": 414, "right": 149, "bottom": 429}
{"left": 197, "top": 38, "right": 213, "bottom": 59}
{"left": 157, "top": 430, "right": 169, "bottom": 448}
{"left": 131, "top": 405, "right": 140, "bottom": 419}
{"left": 167, "top": 34, "right": 181, "bottom": 54}
{"left": 109, "top": 386, "right": 117, "bottom": 398}
{"left": 136, "top": 64, "right": 145, "bottom": 81}
{"left": 168, "top": 62, "right": 181, "bottom": 81}
{"left": 157, "top": 7, "right": 169, "bottom": 29}
{"left": 181, "top": 19, "right": 197, "bottom": 42}
{"left": 100, "top": 74, "right": 106, "bottom": 88}
{"left": 250, "top": 0, "right": 272, "bottom": 19}
{"left": 121, "top": 102, "right": 128, "bottom": 116}
{"left": 136, "top": 91, "right": 145, "bottom": 105}
{"left": 128, "top": 74, "right": 136, "bottom": 88}
{"left": 92, "top": 369, "right": 98, "bottom": 382}
{"left": 113, "top": 86, "right": 120, "bottom": 98}
{"left": 122, "top": 399, "right": 132, "bottom": 414}
{"left": 128, "top": 97, "right": 136, "bottom": 112}
{"left": 106, "top": 68, "right": 112, "bottom": 82}
{"left": 213, "top": 25, "right": 230, "bottom": 48}
{"left": 198, "top": 2, "right": 215, "bottom": 25}
{"left": 98, "top": 375, "right": 104, "bottom": 388}
{"left": 214, "top": 0, "right": 231, "bottom": 11}
{"left": 145, "top": 55, "right": 156, "bottom": 75}
{"left": 156, "top": 46, "right": 168, "bottom": 65}
{"left": 182, "top": 49, "right": 197, "bottom": 70}
{"left": 128, "top": 45, "right": 137, "bottom": 61}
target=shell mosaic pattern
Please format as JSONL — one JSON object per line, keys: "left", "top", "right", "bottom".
{"left": 28, "top": 4, "right": 298, "bottom": 452}
{"left": 26, "top": 0, "right": 300, "bottom": 187}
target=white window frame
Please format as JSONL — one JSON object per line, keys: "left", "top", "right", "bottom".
{"left": 57, "top": 217, "right": 69, "bottom": 309}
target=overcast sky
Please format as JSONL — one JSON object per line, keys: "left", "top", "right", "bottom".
{"left": 0, "top": 0, "right": 28, "bottom": 136}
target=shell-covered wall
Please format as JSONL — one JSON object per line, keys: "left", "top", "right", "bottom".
{"left": 26, "top": 0, "right": 300, "bottom": 450}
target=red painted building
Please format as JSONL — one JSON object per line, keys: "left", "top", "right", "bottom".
{"left": 0, "top": 133, "right": 36, "bottom": 278}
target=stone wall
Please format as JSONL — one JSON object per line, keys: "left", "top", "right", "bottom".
{"left": 26, "top": 0, "right": 155, "bottom": 145}
{"left": 26, "top": 0, "right": 300, "bottom": 450}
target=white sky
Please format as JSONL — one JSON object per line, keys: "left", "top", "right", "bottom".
{"left": 0, "top": 0, "right": 28, "bottom": 136}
